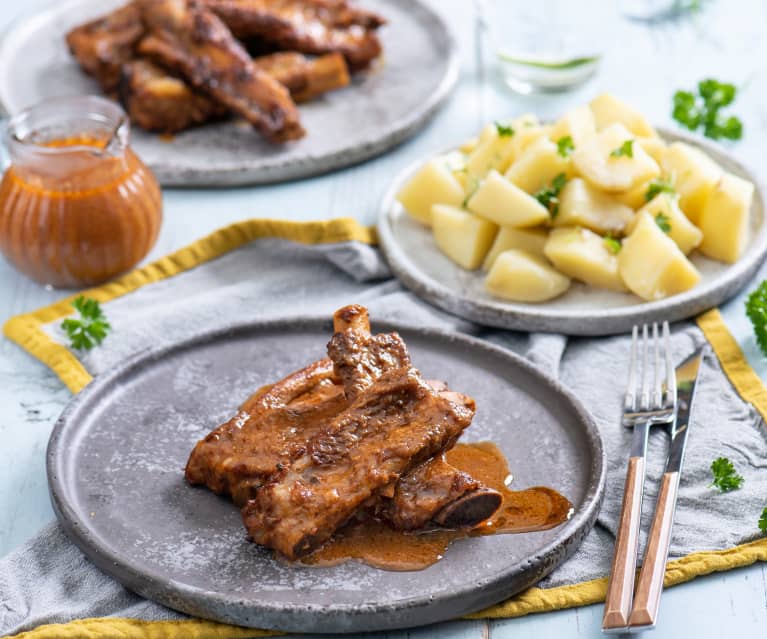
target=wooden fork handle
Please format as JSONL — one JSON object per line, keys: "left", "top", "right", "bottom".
{"left": 602, "top": 455, "right": 645, "bottom": 630}
{"left": 628, "top": 471, "right": 680, "bottom": 628}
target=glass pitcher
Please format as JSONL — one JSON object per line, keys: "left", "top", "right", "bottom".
{"left": 0, "top": 95, "right": 162, "bottom": 288}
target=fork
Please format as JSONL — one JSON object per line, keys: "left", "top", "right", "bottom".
{"left": 602, "top": 322, "right": 677, "bottom": 632}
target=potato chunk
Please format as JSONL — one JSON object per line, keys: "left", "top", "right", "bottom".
{"left": 431, "top": 205, "right": 498, "bottom": 270}
{"left": 638, "top": 137, "right": 667, "bottom": 164}
{"left": 505, "top": 137, "right": 572, "bottom": 195}
{"left": 572, "top": 123, "right": 660, "bottom": 192}
{"left": 550, "top": 105, "right": 596, "bottom": 147}
{"left": 482, "top": 227, "right": 548, "bottom": 271}
{"left": 589, "top": 93, "right": 657, "bottom": 137}
{"left": 698, "top": 173, "right": 754, "bottom": 263}
{"left": 544, "top": 227, "right": 627, "bottom": 292}
{"left": 661, "top": 142, "right": 723, "bottom": 224}
{"left": 465, "top": 123, "right": 516, "bottom": 180}
{"left": 397, "top": 159, "right": 465, "bottom": 226}
{"left": 634, "top": 194, "right": 703, "bottom": 255}
{"left": 467, "top": 170, "right": 550, "bottom": 227}
{"left": 555, "top": 177, "right": 635, "bottom": 235}
{"left": 618, "top": 211, "right": 701, "bottom": 300}
{"left": 485, "top": 250, "right": 571, "bottom": 302}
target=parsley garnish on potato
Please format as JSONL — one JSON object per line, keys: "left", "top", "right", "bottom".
{"left": 645, "top": 178, "right": 676, "bottom": 202}
{"left": 603, "top": 236, "right": 622, "bottom": 254}
{"left": 495, "top": 121, "right": 515, "bottom": 137}
{"left": 672, "top": 79, "right": 743, "bottom": 141}
{"left": 556, "top": 136, "right": 575, "bottom": 158}
{"left": 610, "top": 139, "right": 634, "bottom": 158}
{"left": 534, "top": 173, "right": 567, "bottom": 218}
{"left": 710, "top": 457, "right": 744, "bottom": 492}
{"left": 654, "top": 212, "right": 672, "bottom": 233}
{"left": 745, "top": 280, "right": 767, "bottom": 356}
{"left": 61, "top": 296, "right": 111, "bottom": 351}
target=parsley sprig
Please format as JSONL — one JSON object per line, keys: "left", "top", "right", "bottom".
{"left": 745, "top": 280, "right": 767, "bottom": 356}
{"left": 61, "top": 296, "right": 111, "bottom": 351}
{"left": 534, "top": 173, "right": 567, "bottom": 218}
{"left": 654, "top": 212, "right": 672, "bottom": 233}
{"left": 710, "top": 457, "right": 744, "bottom": 492}
{"left": 556, "top": 136, "right": 575, "bottom": 158}
{"left": 610, "top": 139, "right": 634, "bottom": 158}
{"left": 495, "top": 121, "right": 515, "bottom": 137}
{"left": 645, "top": 178, "right": 676, "bottom": 202}
{"left": 672, "top": 79, "right": 743, "bottom": 141}
{"left": 603, "top": 236, "right": 622, "bottom": 255}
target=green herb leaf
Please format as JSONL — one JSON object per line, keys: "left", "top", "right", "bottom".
{"left": 603, "top": 236, "right": 622, "bottom": 254}
{"left": 645, "top": 178, "right": 676, "bottom": 202}
{"left": 556, "top": 136, "right": 575, "bottom": 158}
{"left": 745, "top": 280, "right": 767, "bottom": 356}
{"left": 495, "top": 121, "right": 515, "bottom": 138}
{"left": 462, "top": 177, "right": 480, "bottom": 208}
{"left": 610, "top": 139, "right": 634, "bottom": 158}
{"left": 534, "top": 173, "right": 567, "bottom": 218}
{"left": 710, "top": 457, "right": 745, "bottom": 492}
{"left": 655, "top": 212, "right": 672, "bottom": 233}
{"left": 759, "top": 507, "right": 767, "bottom": 533}
{"left": 672, "top": 79, "right": 743, "bottom": 141}
{"left": 60, "top": 296, "right": 111, "bottom": 351}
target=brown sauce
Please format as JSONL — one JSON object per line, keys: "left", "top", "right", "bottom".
{"left": 300, "top": 442, "right": 573, "bottom": 571}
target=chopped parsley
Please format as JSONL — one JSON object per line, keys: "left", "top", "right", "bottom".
{"left": 603, "top": 236, "right": 622, "bottom": 254}
{"left": 655, "top": 212, "right": 672, "bottom": 233}
{"left": 61, "top": 296, "right": 111, "bottom": 351}
{"left": 710, "top": 457, "right": 745, "bottom": 492}
{"left": 759, "top": 507, "right": 767, "bottom": 533}
{"left": 534, "top": 173, "right": 567, "bottom": 218}
{"left": 645, "top": 178, "right": 676, "bottom": 202}
{"left": 556, "top": 136, "right": 575, "bottom": 158}
{"left": 745, "top": 280, "right": 767, "bottom": 356}
{"left": 495, "top": 121, "right": 515, "bottom": 137}
{"left": 672, "top": 78, "right": 743, "bottom": 141}
{"left": 610, "top": 139, "right": 634, "bottom": 158}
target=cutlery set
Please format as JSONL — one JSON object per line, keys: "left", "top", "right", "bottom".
{"left": 603, "top": 322, "right": 705, "bottom": 632}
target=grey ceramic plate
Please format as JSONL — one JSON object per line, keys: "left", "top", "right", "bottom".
{"left": 48, "top": 317, "right": 604, "bottom": 633}
{"left": 378, "top": 129, "right": 767, "bottom": 336}
{"left": 0, "top": 0, "right": 457, "bottom": 186}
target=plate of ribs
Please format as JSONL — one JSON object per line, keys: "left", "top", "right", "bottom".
{"left": 47, "top": 305, "right": 604, "bottom": 632}
{"left": 0, "top": 0, "right": 458, "bottom": 185}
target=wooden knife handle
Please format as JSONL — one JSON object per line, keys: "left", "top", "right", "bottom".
{"left": 602, "top": 455, "right": 645, "bottom": 630}
{"left": 628, "top": 471, "right": 680, "bottom": 628}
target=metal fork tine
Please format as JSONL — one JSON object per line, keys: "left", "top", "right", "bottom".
{"left": 663, "top": 321, "right": 676, "bottom": 409}
{"left": 624, "top": 325, "right": 638, "bottom": 412}
{"left": 652, "top": 323, "right": 661, "bottom": 409}
{"left": 640, "top": 324, "right": 649, "bottom": 410}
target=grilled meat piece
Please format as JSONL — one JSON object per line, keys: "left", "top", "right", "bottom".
{"left": 186, "top": 358, "right": 346, "bottom": 506}
{"left": 241, "top": 366, "right": 476, "bottom": 559}
{"left": 254, "top": 51, "right": 350, "bottom": 102}
{"left": 65, "top": 3, "right": 144, "bottom": 92}
{"left": 137, "top": 0, "right": 304, "bottom": 142}
{"left": 207, "top": 0, "right": 385, "bottom": 70}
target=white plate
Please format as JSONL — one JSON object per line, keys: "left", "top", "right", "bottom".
{"left": 378, "top": 129, "right": 767, "bottom": 336}
{"left": 0, "top": 0, "right": 458, "bottom": 186}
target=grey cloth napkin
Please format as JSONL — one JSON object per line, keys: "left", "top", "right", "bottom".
{"left": 2, "top": 238, "right": 767, "bottom": 637}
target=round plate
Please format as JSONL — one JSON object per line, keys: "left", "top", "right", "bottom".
{"left": 378, "top": 129, "right": 767, "bottom": 336}
{"left": 0, "top": 0, "right": 458, "bottom": 187}
{"left": 48, "top": 317, "right": 604, "bottom": 633}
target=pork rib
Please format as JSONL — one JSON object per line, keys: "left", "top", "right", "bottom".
{"left": 137, "top": 0, "right": 304, "bottom": 142}
{"left": 241, "top": 367, "right": 476, "bottom": 559}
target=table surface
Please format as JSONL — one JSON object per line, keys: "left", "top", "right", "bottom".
{"left": 1, "top": 1, "right": 766, "bottom": 637}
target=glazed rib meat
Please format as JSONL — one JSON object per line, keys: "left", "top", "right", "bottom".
{"left": 254, "top": 51, "right": 350, "bottom": 102}
{"left": 241, "top": 367, "right": 476, "bottom": 559}
{"left": 65, "top": 3, "right": 144, "bottom": 92}
{"left": 137, "top": 0, "right": 305, "bottom": 142}
{"left": 207, "top": 0, "right": 385, "bottom": 70}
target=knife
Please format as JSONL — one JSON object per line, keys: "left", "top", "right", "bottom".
{"left": 627, "top": 347, "right": 706, "bottom": 629}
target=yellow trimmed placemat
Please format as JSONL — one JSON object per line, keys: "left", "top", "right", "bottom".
{"left": 3, "top": 216, "right": 767, "bottom": 639}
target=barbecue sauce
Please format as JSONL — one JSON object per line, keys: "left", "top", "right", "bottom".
{"left": 300, "top": 442, "right": 573, "bottom": 571}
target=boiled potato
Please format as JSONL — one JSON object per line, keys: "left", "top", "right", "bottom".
{"left": 397, "top": 159, "right": 465, "bottom": 226}
{"left": 482, "top": 227, "right": 548, "bottom": 271}
{"left": 441, "top": 150, "right": 469, "bottom": 189}
{"left": 485, "top": 250, "right": 571, "bottom": 302}
{"left": 432, "top": 205, "right": 498, "bottom": 270}
{"left": 572, "top": 123, "right": 660, "bottom": 192}
{"left": 550, "top": 105, "right": 596, "bottom": 147}
{"left": 467, "top": 170, "right": 550, "bottom": 227}
{"left": 634, "top": 194, "right": 703, "bottom": 255}
{"left": 661, "top": 142, "right": 722, "bottom": 223}
{"left": 459, "top": 137, "right": 479, "bottom": 154}
{"left": 590, "top": 93, "right": 657, "bottom": 137}
{"left": 465, "top": 123, "right": 516, "bottom": 180}
{"left": 544, "top": 227, "right": 627, "bottom": 292}
{"left": 698, "top": 173, "right": 754, "bottom": 263}
{"left": 619, "top": 211, "right": 701, "bottom": 300}
{"left": 505, "top": 137, "right": 573, "bottom": 194}
{"left": 555, "top": 177, "right": 635, "bottom": 236}
{"left": 614, "top": 181, "right": 652, "bottom": 209}
{"left": 638, "top": 137, "right": 667, "bottom": 164}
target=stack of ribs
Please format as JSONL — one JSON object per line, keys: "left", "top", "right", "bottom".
{"left": 65, "top": 0, "right": 386, "bottom": 141}
{"left": 186, "top": 305, "right": 503, "bottom": 560}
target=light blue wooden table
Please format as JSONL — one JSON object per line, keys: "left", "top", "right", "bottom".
{"left": 1, "top": 1, "right": 766, "bottom": 637}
